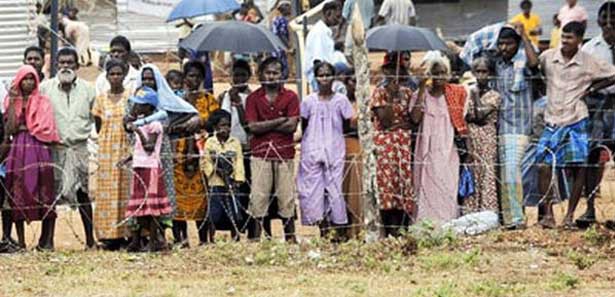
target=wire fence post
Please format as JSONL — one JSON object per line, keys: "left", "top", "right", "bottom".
{"left": 350, "top": 3, "right": 381, "bottom": 242}
{"left": 50, "top": 0, "right": 59, "bottom": 77}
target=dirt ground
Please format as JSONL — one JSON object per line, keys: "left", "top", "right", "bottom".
{"left": 2, "top": 56, "right": 615, "bottom": 296}
{"left": 2, "top": 204, "right": 615, "bottom": 297}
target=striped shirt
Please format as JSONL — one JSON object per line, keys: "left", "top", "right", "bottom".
{"left": 495, "top": 58, "right": 533, "bottom": 136}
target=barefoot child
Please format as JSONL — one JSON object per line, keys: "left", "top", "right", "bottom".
{"left": 123, "top": 87, "right": 172, "bottom": 252}
{"left": 201, "top": 109, "right": 245, "bottom": 241}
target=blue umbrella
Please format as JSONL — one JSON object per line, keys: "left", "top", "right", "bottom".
{"left": 166, "top": 0, "right": 240, "bottom": 23}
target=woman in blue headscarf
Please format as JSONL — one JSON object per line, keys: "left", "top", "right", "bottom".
{"left": 124, "top": 64, "right": 200, "bottom": 237}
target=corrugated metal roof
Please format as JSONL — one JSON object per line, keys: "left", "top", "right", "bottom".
{"left": 0, "top": 0, "right": 35, "bottom": 81}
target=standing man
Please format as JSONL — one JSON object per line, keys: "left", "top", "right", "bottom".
{"left": 576, "top": 1, "right": 615, "bottom": 227}
{"left": 245, "top": 57, "right": 300, "bottom": 242}
{"left": 304, "top": 1, "right": 346, "bottom": 91}
{"left": 558, "top": 0, "right": 588, "bottom": 29}
{"left": 40, "top": 47, "right": 97, "bottom": 249}
{"left": 461, "top": 23, "right": 536, "bottom": 229}
{"left": 374, "top": 0, "right": 416, "bottom": 26}
{"left": 342, "top": 0, "right": 374, "bottom": 30}
{"left": 528, "top": 21, "right": 615, "bottom": 228}
{"left": 95, "top": 35, "right": 140, "bottom": 96}
{"left": 510, "top": 0, "right": 542, "bottom": 47}
{"left": 23, "top": 46, "right": 46, "bottom": 82}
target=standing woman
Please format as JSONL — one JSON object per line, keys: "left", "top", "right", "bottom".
{"left": 124, "top": 64, "right": 198, "bottom": 249}
{"left": 172, "top": 61, "right": 219, "bottom": 246}
{"left": 92, "top": 59, "right": 132, "bottom": 250}
{"left": 463, "top": 57, "right": 501, "bottom": 214}
{"left": 370, "top": 62, "right": 415, "bottom": 237}
{"left": 3, "top": 65, "right": 60, "bottom": 250}
{"left": 297, "top": 62, "right": 353, "bottom": 237}
{"left": 411, "top": 51, "right": 468, "bottom": 224}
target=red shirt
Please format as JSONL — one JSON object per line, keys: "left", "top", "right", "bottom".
{"left": 245, "top": 87, "right": 300, "bottom": 160}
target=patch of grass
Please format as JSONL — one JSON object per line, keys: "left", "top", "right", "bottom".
{"left": 419, "top": 252, "right": 461, "bottom": 271}
{"left": 409, "top": 220, "right": 458, "bottom": 249}
{"left": 462, "top": 247, "right": 482, "bottom": 267}
{"left": 549, "top": 272, "right": 580, "bottom": 291}
{"left": 414, "top": 282, "right": 460, "bottom": 297}
{"left": 470, "top": 280, "right": 508, "bottom": 297}
{"left": 434, "top": 281, "right": 458, "bottom": 297}
{"left": 582, "top": 226, "right": 608, "bottom": 246}
{"left": 567, "top": 250, "right": 598, "bottom": 270}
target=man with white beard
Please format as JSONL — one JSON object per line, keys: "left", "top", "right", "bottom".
{"left": 40, "top": 47, "right": 96, "bottom": 249}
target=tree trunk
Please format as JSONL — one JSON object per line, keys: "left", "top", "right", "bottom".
{"left": 350, "top": 3, "right": 382, "bottom": 242}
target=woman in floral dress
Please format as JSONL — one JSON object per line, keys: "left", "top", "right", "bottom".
{"left": 370, "top": 62, "right": 414, "bottom": 237}
{"left": 463, "top": 56, "right": 501, "bottom": 213}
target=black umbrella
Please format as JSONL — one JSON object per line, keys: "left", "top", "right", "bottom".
{"left": 180, "top": 21, "right": 287, "bottom": 53}
{"left": 366, "top": 24, "right": 448, "bottom": 52}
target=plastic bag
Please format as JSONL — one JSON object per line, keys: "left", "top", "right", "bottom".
{"left": 458, "top": 165, "right": 475, "bottom": 199}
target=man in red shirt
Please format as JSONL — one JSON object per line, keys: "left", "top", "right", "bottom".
{"left": 245, "top": 57, "right": 300, "bottom": 242}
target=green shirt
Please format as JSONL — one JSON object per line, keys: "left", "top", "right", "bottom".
{"left": 40, "top": 78, "right": 95, "bottom": 144}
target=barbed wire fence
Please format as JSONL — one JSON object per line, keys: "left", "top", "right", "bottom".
{"left": 2, "top": 117, "right": 615, "bottom": 250}
{"left": 4, "top": 1, "right": 615, "bottom": 251}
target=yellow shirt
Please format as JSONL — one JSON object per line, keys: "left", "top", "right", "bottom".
{"left": 549, "top": 28, "right": 561, "bottom": 48}
{"left": 510, "top": 13, "right": 542, "bottom": 46}
{"left": 200, "top": 136, "right": 245, "bottom": 187}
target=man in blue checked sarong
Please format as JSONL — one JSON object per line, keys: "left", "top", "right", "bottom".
{"left": 526, "top": 21, "right": 615, "bottom": 229}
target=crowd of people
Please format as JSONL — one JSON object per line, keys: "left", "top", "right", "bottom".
{"left": 1, "top": 0, "right": 615, "bottom": 254}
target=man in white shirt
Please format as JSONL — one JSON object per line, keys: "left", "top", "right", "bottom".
{"left": 578, "top": 1, "right": 615, "bottom": 228}
{"left": 375, "top": 0, "right": 416, "bottom": 26}
{"left": 304, "top": 1, "right": 346, "bottom": 91}
{"left": 95, "top": 36, "right": 140, "bottom": 96}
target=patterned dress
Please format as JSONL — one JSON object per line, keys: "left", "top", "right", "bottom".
{"left": 370, "top": 87, "right": 414, "bottom": 214}
{"left": 463, "top": 87, "right": 501, "bottom": 213}
{"left": 173, "top": 92, "right": 219, "bottom": 221}
{"left": 92, "top": 91, "right": 131, "bottom": 240}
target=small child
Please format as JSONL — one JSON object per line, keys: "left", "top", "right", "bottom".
{"left": 123, "top": 87, "right": 172, "bottom": 252}
{"left": 165, "top": 69, "right": 184, "bottom": 97}
{"left": 200, "top": 109, "right": 245, "bottom": 241}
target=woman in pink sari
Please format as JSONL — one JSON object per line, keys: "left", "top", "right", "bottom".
{"left": 2, "top": 65, "right": 60, "bottom": 250}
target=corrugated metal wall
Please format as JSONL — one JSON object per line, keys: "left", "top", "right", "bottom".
{"left": 0, "top": 0, "right": 35, "bottom": 81}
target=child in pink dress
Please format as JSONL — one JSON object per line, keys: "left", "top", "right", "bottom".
{"left": 122, "top": 87, "right": 172, "bottom": 252}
